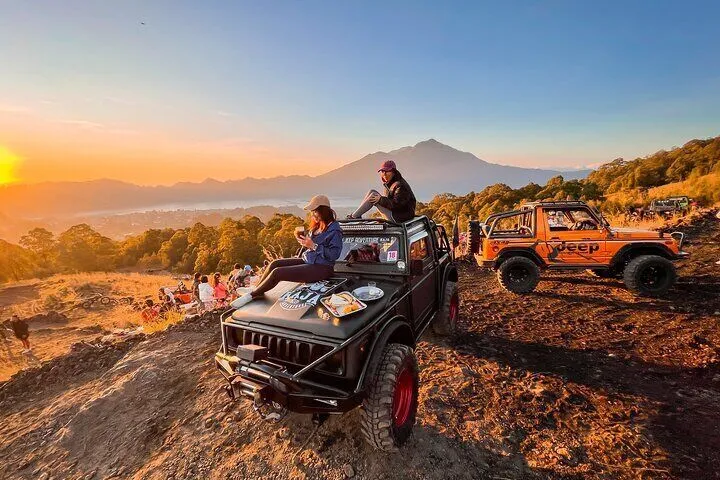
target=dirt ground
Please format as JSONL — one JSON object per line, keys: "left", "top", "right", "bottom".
{"left": 0, "top": 272, "right": 182, "bottom": 381}
{"left": 0, "top": 211, "right": 718, "bottom": 479}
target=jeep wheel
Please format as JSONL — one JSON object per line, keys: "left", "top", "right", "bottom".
{"left": 623, "top": 255, "right": 676, "bottom": 296}
{"left": 432, "top": 282, "right": 460, "bottom": 335}
{"left": 497, "top": 256, "right": 540, "bottom": 293}
{"left": 361, "top": 343, "right": 419, "bottom": 451}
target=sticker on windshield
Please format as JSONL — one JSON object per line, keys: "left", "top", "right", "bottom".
{"left": 341, "top": 236, "right": 400, "bottom": 263}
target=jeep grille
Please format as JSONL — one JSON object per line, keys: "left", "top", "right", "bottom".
{"left": 227, "top": 327, "right": 339, "bottom": 373}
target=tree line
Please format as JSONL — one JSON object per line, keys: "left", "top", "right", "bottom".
{"left": 0, "top": 214, "right": 304, "bottom": 283}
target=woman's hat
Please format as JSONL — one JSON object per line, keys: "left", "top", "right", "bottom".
{"left": 378, "top": 160, "right": 396, "bottom": 172}
{"left": 304, "top": 194, "right": 331, "bottom": 211}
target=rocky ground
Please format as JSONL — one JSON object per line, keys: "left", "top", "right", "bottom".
{"left": 0, "top": 210, "right": 718, "bottom": 479}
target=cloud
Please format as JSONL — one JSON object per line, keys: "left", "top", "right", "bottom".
{"left": 0, "top": 104, "right": 32, "bottom": 114}
{"left": 57, "top": 119, "right": 106, "bottom": 130}
{"left": 215, "top": 110, "right": 239, "bottom": 118}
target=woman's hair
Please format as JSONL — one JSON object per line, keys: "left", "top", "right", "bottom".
{"left": 233, "top": 263, "right": 241, "bottom": 269}
{"left": 309, "top": 205, "right": 336, "bottom": 233}
{"left": 201, "top": 275, "right": 208, "bottom": 283}
{"left": 194, "top": 272, "right": 201, "bottom": 280}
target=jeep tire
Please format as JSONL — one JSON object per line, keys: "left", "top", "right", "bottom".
{"left": 497, "top": 256, "right": 540, "bottom": 293}
{"left": 623, "top": 254, "right": 676, "bottom": 296}
{"left": 361, "top": 343, "right": 419, "bottom": 451}
{"left": 432, "top": 282, "right": 460, "bottom": 335}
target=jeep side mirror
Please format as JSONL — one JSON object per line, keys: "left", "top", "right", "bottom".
{"left": 410, "top": 259, "right": 424, "bottom": 276}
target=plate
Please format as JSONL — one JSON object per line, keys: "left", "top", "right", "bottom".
{"left": 352, "top": 286, "right": 384, "bottom": 302}
{"left": 320, "top": 292, "right": 367, "bottom": 317}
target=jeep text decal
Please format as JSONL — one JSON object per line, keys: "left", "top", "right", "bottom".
{"left": 555, "top": 242, "right": 600, "bottom": 254}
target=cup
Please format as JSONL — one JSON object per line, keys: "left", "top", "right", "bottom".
{"left": 294, "top": 226, "right": 306, "bottom": 238}
{"left": 368, "top": 281, "right": 377, "bottom": 291}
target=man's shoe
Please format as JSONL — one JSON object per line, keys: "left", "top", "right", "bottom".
{"left": 230, "top": 293, "right": 254, "bottom": 309}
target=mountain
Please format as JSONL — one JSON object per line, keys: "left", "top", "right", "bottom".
{"left": 317, "top": 139, "right": 590, "bottom": 199}
{"left": 0, "top": 140, "right": 590, "bottom": 219}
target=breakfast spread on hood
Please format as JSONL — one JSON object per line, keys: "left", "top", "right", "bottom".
{"left": 321, "top": 292, "right": 366, "bottom": 317}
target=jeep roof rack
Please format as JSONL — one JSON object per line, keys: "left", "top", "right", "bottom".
{"left": 337, "top": 216, "right": 428, "bottom": 231}
{"left": 521, "top": 200, "right": 589, "bottom": 209}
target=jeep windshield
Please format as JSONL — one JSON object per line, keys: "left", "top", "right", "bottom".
{"left": 338, "top": 235, "right": 402, "bottom": 264}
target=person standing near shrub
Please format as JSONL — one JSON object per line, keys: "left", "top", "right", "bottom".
{"left": 10, "top": 314, "right": 31, "bottom": 351}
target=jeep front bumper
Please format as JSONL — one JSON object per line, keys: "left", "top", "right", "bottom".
{"left": 214, "top": 351, "right": 360, "bottom": 414}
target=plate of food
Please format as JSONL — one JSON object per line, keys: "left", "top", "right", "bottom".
{"left": 352, "top": 286, "right": 384, "bottom": 302}
{"left": 320, "top": 292, "right": 367, "bottom": 317}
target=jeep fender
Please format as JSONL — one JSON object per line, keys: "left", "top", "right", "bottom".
{"left": 355, "top": 316, "right": 414, "bottom": 393}
{"left": 439, "top": 264, "right": 458, "bottom": 304}
{"left": 495, "top": 248, "right": 546, "bottom": 269}
{"left": 609, "top": 243, "right": 676, "bottom": 269}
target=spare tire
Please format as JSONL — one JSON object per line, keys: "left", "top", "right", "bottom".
{"left": 497, "top": 256, "right": 540, "bottom": 294}
{"left": 468, "top": 221, "right": 482, "bottom": 255}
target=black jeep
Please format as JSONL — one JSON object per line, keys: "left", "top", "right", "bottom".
{"left": 215, "top": 216, "right": 459, "bottom": 450}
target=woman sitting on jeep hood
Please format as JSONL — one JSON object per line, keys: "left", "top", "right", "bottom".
{"left": 231, "top": 195, "right": 343, "bottom": 309}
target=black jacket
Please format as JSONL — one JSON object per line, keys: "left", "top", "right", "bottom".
{"left": 376, "top": 171, "right": 417, "bottom": 222}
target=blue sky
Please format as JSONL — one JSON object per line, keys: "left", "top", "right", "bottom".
{"left": 1, "top": 0, "right": 719, "bottom": 183}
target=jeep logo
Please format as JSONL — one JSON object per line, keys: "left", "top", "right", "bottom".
{"left": 555, "top": 242, "right": 600, "bottom": 253}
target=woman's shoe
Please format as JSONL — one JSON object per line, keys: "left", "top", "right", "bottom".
{"left": 230, "top": 293, "right": 254, "bottom": 309}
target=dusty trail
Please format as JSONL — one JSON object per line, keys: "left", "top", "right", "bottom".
{"left": 1, "top": 210, "right": 719, "bottom": 479}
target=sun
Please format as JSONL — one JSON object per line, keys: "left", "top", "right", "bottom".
{"left": 0, "top": 146, "right": 21, "bottom": 184}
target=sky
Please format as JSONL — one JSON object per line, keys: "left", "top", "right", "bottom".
{"left": 1, "top": 0, "right": 719, "bottom": 185}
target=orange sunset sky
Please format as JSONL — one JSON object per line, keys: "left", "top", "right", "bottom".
{"left": 2, "top": 2, "right": 718, "bottom": 187}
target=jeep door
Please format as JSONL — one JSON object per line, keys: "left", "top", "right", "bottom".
{"left": 539, "top": 207, "right": 609, "bottom": 265}
{"left": 408, "top": 228, "right": 437, "bottom": 326}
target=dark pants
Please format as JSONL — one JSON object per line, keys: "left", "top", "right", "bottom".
{"left": 252, "top": 258, "right": 334, "bottom": 297}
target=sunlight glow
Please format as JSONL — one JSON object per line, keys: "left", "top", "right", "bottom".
{"left": 0, "top": 147, "right": 21, "bottom": 184}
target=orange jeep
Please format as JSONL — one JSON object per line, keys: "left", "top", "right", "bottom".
{"left": 468, "top": 201, "right": 689, "bottom": 296}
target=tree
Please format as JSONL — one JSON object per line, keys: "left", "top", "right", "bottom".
{"left": 158, "top": 230, "right": 189, "bottom": 269}
{"left": 258, "top": 214, "right": 304, "bottom": 258}
{"left": 56, "top": 224, "right": 117, "bottom": 272}
{"left": 19, "top": 227, "right": 56, "bottom": 264}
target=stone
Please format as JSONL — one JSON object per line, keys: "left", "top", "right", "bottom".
{"left": 343, "top": 464, "right": 355, "bottom": 478}
{"left": 204, "top": 418, "right": 214, "bottom": 429}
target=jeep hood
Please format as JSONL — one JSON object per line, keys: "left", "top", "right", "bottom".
{"left": 611, "top": 228, "right": 663, "bottom": 239}
{"left": 228, "top": 276, "right": 404, "bottom": 341}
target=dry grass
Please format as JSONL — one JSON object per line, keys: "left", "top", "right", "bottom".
{"left": 604, "top": 212, "right": 684, "bottom": 230}
{"left": 141, "top": 310, "right": 185, "bottom": 334}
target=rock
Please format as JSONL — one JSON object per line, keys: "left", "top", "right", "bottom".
{"left": 38, "top": 474, "right": 49, "bottom": 480}
{"left": 204, "top": 418, "right": 214, "bottom": 429}
{"left": 343, "top": 464, "right": 355, "bottom": 478}
{"left": 276, "top": 427, "right": 290, "bottom": 439}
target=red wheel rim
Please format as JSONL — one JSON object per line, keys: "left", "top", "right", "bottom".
{"left": 449, "top": 293, "right": 459, "bottom": 327}
{"left": 392, "top": 367, "right": 414, "bottom": 427}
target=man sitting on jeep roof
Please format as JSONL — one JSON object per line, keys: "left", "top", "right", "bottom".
{"left": 348, "top": 160, "right": 417, "bottom": 222}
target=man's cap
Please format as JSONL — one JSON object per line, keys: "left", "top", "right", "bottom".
{"left": 244, "top": 265, "right": 252, "bottom": 271}
{"left": 304, "top": 194, "right": 331, "bottom": 211}
{"left": 378, "top": 160, "right": 396, "bottom": 172}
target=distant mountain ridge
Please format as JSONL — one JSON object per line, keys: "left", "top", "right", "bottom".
{"left": 0, "top": 139, "right": 590, "bottom": 219}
